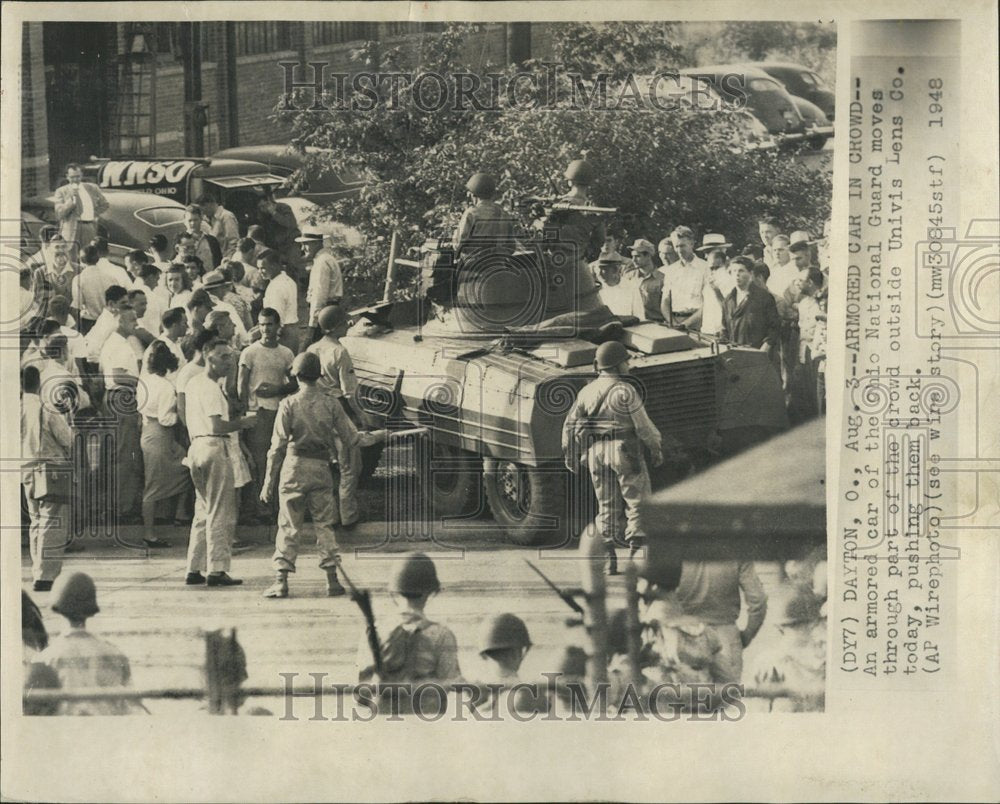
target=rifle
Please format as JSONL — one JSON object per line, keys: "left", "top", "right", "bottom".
{"left": 338, "top": 564, "right": 383, "bottom": 677}
{"left": 518, "top": 195, "right": 618, "bottom": 215}
{"left": 524, "top": 559, "right": 586, "bottom": 626}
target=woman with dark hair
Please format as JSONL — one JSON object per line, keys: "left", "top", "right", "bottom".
{"left": 137, "top": 341, "right": 191, "bottom": 547}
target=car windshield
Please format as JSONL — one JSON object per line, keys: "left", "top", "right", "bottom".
{"left": 135, "top": 206, "right": 186, "bottom": 227}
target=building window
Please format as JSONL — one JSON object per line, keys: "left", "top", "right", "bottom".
{"left": 235, "top": 22, "right": 293, "bottom": 56}
{"left": 313, "top": 22, "right": 377, "bottom": 45}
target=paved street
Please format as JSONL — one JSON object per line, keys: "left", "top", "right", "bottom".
{"left": 22, "top": 509, "right": 787, "bottom": 716}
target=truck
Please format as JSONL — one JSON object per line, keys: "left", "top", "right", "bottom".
{"left": 343, "top": 236, "right": 788, "bottom": 547}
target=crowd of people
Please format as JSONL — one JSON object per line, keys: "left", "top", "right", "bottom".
{"left": 20, "top": 165, "right": 363, "bottom": 594}
{"left": 589, "top": 216, "right": 829, "bottom": 420}
{"left": 20, "top": 159, "right": 827, "bottom": 716}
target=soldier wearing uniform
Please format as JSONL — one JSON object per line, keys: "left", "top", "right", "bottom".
{"left": 357, "top": 552, "right": 461, "bottom": 714}
{"left": 562, "top": 341, "right": 663, "bottom": 574}
{"left": 261, "top": 352, "right": 359, "bottom": 599}
{"left": 475, "top": 613, "right": 545, "bottom": 716}
{"left": 36, "top": 572, "right": 143, "bottom": 715}
{"left": 452, "top": 172, "right": 520, "bottom": 260}
{"left": 525, "top": 159, "right": 621, "bottom": 342}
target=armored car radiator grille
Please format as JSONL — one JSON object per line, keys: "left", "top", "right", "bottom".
{"left": 631, "top": 359, "right": 717, "bottom": 449}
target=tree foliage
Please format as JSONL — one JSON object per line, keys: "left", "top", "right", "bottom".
{"left": 276, "top": 22, "right": 832, "bottom": 308}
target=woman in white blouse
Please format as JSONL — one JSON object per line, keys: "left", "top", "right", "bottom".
{"left": 138, "top": 341, "right": 192, "bottom": 548}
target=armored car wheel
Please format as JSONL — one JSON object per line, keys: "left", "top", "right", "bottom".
{"left": 423, "top": 443, "right": 483, "bottom": 519}
{"left": 482, "top": 458, "right": 573, "bottom": 547}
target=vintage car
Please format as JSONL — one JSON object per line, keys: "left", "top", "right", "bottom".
{"left": 212, "top": 145, "right": 365, "bottom": 204}
{"left": 789, "top": 95, "right": 835, "bottom": 149}
{"left": 81, "top": 157, "right": 287, "bottom": 235}
{"left": 753, "top": 61, "right": 836, "bottom": 121}
{"left": 680, "top": 63, "right": 820, "bottom": 145}
{"left": 21, "top": 189, "right": 187, "bottom": 265}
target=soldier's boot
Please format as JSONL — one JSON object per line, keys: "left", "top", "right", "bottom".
{"left": 628, "top": 538, "right": 645, "bottom": 560}
{"left": 605, "top": 542, "right": 619, "bottom": 576}
{"left": 263, "top": 570, "right": 289, "bottom": 599}
{"left": 326, "top": 567, "right": 346, "bottom": 598}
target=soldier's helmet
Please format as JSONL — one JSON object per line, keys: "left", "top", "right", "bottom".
{"left": 391, "top": 552, "right": 441, "bottom": 597}
{"left": 51, "top": 572, "right": 100, "bottom": 620}
{"left": 466, "top": 172, "right": 497, "bottom": 198}
{"left": 479, "top": 613, "right": 532, "bottom": 655}
{"left": 317, "top": 304, "right": 346, "bottom": 333}
{"left": 564, "top": 159, "right": 595, "bottom": 186}
{"left": 595, "top": 340, "right": 629, "bottom": 370}
{"left": 290, "top": 351, "right": 322, "bottom": 381}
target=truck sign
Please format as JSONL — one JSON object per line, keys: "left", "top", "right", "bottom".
{"left": 97, "top": 160, "right": 201, "bottom": 197}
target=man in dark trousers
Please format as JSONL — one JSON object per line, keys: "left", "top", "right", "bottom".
{"left": 721, "top": 256, "right": 780, "bottom": 353}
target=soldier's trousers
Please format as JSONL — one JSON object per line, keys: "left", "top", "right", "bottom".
{"left": 25, "top": 495, "right": 66, "bottom": 582}
{"left": 586, "top": 440, "right": 651, "bottom": 546}
{"left": 272, "top": 456, "right": 341, "bottom": 572}
{"left": 336, "top": 440, "right": 361, "bottom": 526}
{"left": 186, "top": 438, "right": 235, "bottom": 573}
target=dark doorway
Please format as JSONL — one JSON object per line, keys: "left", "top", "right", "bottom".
{"left": 43, "top": 22, "right": 116, "bottom": 189}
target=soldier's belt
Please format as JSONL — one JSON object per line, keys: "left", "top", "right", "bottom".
{"left": 289, "top": 447, "right": 331, "bottom": 460}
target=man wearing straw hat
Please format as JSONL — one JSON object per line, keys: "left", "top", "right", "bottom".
{"left": 298, "top": 227, "right": 344, "bottom": 347}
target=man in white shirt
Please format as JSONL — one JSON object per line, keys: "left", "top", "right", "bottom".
{"left": 197, "top": 194, "right": 240, "bottom": 259}
{"left": 260, "top": 250, "right": 299, "bottom": 353}
{"left": 98, "top": 307, "right": 143, "bottom": 520}
{"left": 53, "top": 163, "right": 109, "bottom": 253}
{"left": 84, "top": 285, "right": 130, "bottom": 362}
{"left": 45, "top": 296, "right": 88, "bottom": 369}
{"left": 238, "top": 307, "right": 296, "bottom": 520}
{"left": 145, "top": 308, "right": 189, "bottom": 376}
{"left": 758, "top": 215, "right": 781, "bottom": 269}
{"left": 662, "top": 225, "right": 709, "bottom": 329}
{"left": 298, "top": 230, "right": 344, "bottom": 346}
{"left": 147, "top": 234, "right": 173, "bottom": 271}
{"left": 596, "top": 258, "right": 638, "bottom": 319}
{"left": 700, "top": 247, "right": 735, "bottom": 337}
{"left": 767, "top": 234, "right": 798, "bottom": 295}
{"left": 183, "top": 339, "right": 256, "bottom": 587}
{"left": 71, "top": 244, "right": 113, "bottom": 333}
{"left": 93, "top": 237, "right": 132, "bottom": 289}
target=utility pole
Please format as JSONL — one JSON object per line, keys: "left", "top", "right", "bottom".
{"left": 181, "top": 22, "right": 207, "bottom": 155}
{"left": 505, "top": 22, "right": 532, "bottom": 66}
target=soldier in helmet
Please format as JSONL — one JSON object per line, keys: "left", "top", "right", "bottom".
{"left": 523, "top": 158, "right": 622, "bottom": 343}
{"left": 452, "top": 172, "right": 520, "bottom": 261}
{"left": 474, "top": 613, "right": 546, "bottom": 716}
{"left": 260, "top": 351, "right": 360, "bottom": 598}
{"left": 37, "top": 572, "right": 143, "bottom": 715}
{"left": 357, "top": 552, "right": 461, "bottom": 689}
{"left": 562, "top": 341, "right": 663, "bottom": 574}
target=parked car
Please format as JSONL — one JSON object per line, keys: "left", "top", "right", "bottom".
{"left": 680, "top": 64, "right": 811, "bottom": 144}
{"left": 22, "top": 190, "right": 187, "bottom": 266}
{"left": 789, "top": 95, "right": 834, "bottom": 150}
{"left": 752, "top": 62, "right": 835, "bottom": 121}
{"left": 82, "top": 157, "right": 287, "bottom": 235}
{"left": 212, "top": 145, "right": 365, "bottom": 204}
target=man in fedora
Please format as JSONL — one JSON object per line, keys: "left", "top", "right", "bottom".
{"left": 661, "top": 225, "right": 708, "bottom": 329}
{"left": 298, "top": 228, "right": 344, "bottom": 347}
{"left": 697, "top": 234, "right": 735, "bottom": 337}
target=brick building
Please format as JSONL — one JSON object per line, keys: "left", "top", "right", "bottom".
{"left": 20, "top": 21, "right": 546, "bottom": 197}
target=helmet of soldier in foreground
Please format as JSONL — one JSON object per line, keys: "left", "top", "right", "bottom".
{"left": 317, "top": 304, "right": 347, "bottom": 333}
{"left": 391, "top": 552, "right": 441, "bottom": 597}
{"left": 466, "top": 172, "right": 497, "bottom": 198}
{"left": 479, "top": 613, "right": 532, "bottom": 656}
{"left": 595, "top": 340, "right": 629, "bottom": 371}
{"left": 564, "top": 159, "right": 595, "bottom": 186}
{"left": 290, "top": 351, "right": 322, "bottom": 381}
{"left": 51, "top": 572, "right": 100, "bottom": 620}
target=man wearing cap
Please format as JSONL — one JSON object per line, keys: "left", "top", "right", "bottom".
{"left": 298, "top": 229, "right": 344, "bottom": 346}
{"left": 183, "top": 339, "right": 257, "bottom": 587}
{"left": 260, "top": 251, "right": 300, "bottom": 353}
{"left": 238, "top": 307, "right": 296, "bottom": 520}
{"left": 261, "top": 351, "right": 359, "bottom": 599}
{"left": 202, "top": 269, "right": 250, "bottom": 343}
{"left": 625, "top": 238, "right": 664, "bottom": 322}
{"left": 53, "top": 163, "right": 109, "bottom": 254}
{"left": 661, "top": 226, "right": 708, "bottom": 329}
{"left": 562, "top": 341, "right": 663, "bottom": 573}
{"left": 452, "top": 172, "right": 520, "bottom": 260}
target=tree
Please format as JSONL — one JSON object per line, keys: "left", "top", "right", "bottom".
{"left": 276, "top": 23, "right": 831, "bottom": 308}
